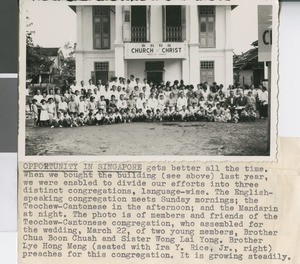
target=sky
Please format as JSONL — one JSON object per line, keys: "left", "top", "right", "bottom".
{"left": 26, "top": 2, "right": 258, "bottom": 54}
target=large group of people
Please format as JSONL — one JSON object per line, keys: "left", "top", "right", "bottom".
{"left": 29, "top": 75, "right": 269, "bottom": 128}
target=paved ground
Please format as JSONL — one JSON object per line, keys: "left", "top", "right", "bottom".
{"left": 25, "top": 120, "right": 269, "bottom": 156}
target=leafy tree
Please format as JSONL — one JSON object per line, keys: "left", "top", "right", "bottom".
{"left": 26, "top": 17, "right": 53, "bottom": 81}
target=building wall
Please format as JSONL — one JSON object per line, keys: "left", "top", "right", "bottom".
{"left": 197, "top": 51, "right": 227, "bottom": 85}
{"left": 150, "top": 6, "right": 163, "bottom": 43}
{"left": 75, "top": 5, "right": 234, "bottom": 87}
{"left": 215, "top": 6, "right": 226, "bottom": 50}
{"left": 76, "top": 6, "right": 116, "bottom": 82}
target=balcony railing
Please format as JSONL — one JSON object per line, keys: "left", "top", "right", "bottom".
{"left": 166, "top": 26, "right": 182, "bottom": 42}
{"left": 131, "top": 26, "right": 147, "bottom": 42}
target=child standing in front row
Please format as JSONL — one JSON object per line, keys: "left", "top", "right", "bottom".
{"left": 40, "top": 99, "right": 49, "bottom": 127}
{"left": 31, "top": 99, "right": 39, "bottom": 127}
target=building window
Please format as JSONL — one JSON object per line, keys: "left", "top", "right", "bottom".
{"left": 164, "top": 6, "right": 182, "bottom": 42}
{"left": 94, "top": 62, "right": 109, "bottom": 84}
{"left": 131, "top": 6, "right": 147, "bottom": 42}
{"left": 200, "top": 61, "right": 215, "bottom": 84}
{"left": 93, "top": 6, "right": 110, "bottom": 49}
{"left": 199, "top": 6, "right": 215, "bottom": 48}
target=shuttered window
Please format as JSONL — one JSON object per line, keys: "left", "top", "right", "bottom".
{"left": 93, "top": 6, "right": 110, "bottom": 49}
{"left": 200, "top": 61, "right": 215, "bottom": 84}
{"left": 199, "top": 6, "right": 216, "bottom": 48}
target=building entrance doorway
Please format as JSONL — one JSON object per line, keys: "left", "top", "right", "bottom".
{"left": 145, "top": 61, "right": 164, "bottom": 85}
{"left": 147, "top": 72, "right": 163, "bottom": 85}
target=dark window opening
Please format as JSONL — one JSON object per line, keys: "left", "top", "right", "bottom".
{"left": 131, "top": 6, "right": 147, "bottom": 42}
{"left": 145, "top": 61, "right": 164, "bottom": 85}
{"left": 94, "top": 62, "right": 109, "bottom": 84}
{"left": 165, "top": 6, "right": 182, "bottom": 42}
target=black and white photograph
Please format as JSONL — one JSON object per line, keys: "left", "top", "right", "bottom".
{"left": 22, "top": 1, "right": 277, "bottom": 157}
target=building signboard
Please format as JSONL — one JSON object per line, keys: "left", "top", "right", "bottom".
{"left": 258, "top": 5, "right": 272, "bottom": 62}
{"left": 124, "top": 43, "right": 188, "bottom": 59}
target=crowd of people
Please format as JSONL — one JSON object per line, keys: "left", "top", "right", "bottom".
{"left": 29, "top": 75, "right": 269, "bottom": 128}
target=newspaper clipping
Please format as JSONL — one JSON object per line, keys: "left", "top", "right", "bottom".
{"left": 18, "top": 0, "right": 300, "bottom": 264}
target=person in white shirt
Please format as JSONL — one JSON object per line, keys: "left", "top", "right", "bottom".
{"left": 100, "top": 84, "right": 110, "bottom": 100}
{"left": 128, "top": 75, "right": 137, "bottom": 92}
{"left": 141, "top": 86, "right": 150, "bottom": 100}
{"left": 157, "top": 94, "right": 166, "bottom": 111}
{"left": 176, "top": 92, "right": 188, "bottom": 110}
{"left": 109, "top": 77, "right": 118, "bottom": 90}
{"left": 143, "top": 78, "right": 150, "bottom": 93}
{"left": 33, "top": 89, "right": 43, "bottom": 103}
{"left": 136, "top": 78, "right": 143, "bottom": 91}
{"left": 97, "top": 79, "right": 104, "bottom": 92}
{"left": 147, "top": 93, "right": 158, "bottom": 112}
{"left": 110, "top": 85, "right": 118, "bottom": 99}
{"left": 70, "top": 80, "right": 79, "bottom": 94}
{"left": 46, "top": 89, "right": 55, "bottom": 101}
{"left": 93, "top": 88, "right": 101, "bottom": 102}
{"left": 88, "top": 79, "right": 96, "bottom": 92}
{"left": 58, "top": 97, "right": 68, "bottom": 113}
{"left": 119, "top": 78, "right": 126, "bottom": 90}
{"left": 258, "top": 86, "right": 268, "bottom": 118}
{"left": 116, "top": 94, "right": 127, "bottom": 110}
{"left": 79, "top": 80, "right": 86, "bottom": 95}
{"left": 136, "top": 93, "right": 146, "bottom": 110}
{"left": 78, "top": 96, "right": 88, "bottom": 116}
{"left": 73, "top": 90, "right": 81, "bottom": 104}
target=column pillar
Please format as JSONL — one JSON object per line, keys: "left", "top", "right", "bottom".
{"left": 189, "top": 6, "right": 198, "bottom": 43}
{"left": 225, "top": 6, "right": 232, "bottom": 49}
{"left": 225, "top": 6, "right": 233, "bottom": 87}
{"left": 114, "top": 5, "right": 125, "bottom": 78}
{"left": 182, "top": 59, "right": 189, "bottom": 84}
{"left": 225, "top": 51, "right": 233, "bottom": 87}
{"left": 76, "top": 6, "right": 83, "bottom": 82}
{"left": 189, "top": 6, "right": 199, "bottom": 86}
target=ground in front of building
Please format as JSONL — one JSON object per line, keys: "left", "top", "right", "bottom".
{"left": 25, "top": 119, "right": 269, "bottom": 156}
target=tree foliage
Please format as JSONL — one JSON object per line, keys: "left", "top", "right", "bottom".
{"left": 26, "top": 17, "right": 53, "bottom": 81}
{"left": 26, "top": 17, "right": 76, "bottom": 86}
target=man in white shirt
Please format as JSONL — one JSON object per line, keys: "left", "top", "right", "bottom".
{"left": 143, "top": 78, "right": 150, "bottom": 93}
{"left": 109, "top": 77, "right": 118, "bottom": 90}
{"left": 100, "top": 84, "right": 111, "bottom": 100}
{"left": 97, "top": 79, "right": 104, "bottom": 92}
{"left": 70, "top": 80, "right": 79, "bottom": 94}
{"left": 33, "top": 89, "right": 43, "bottom": 103}
{"left": 128, "top": 75, "right": 137, "bottom": 92}
{"left": 258, "top": 86, "right": 268, "bottom": 118}
{"left": 136, "top": 93, "right": 147, "bottom": 110}
{"left": 136, "top": 78, "right": 143, "bottom": 91}
{"left": 79, "top": 80, "right": 86, "bottom": 94}
{"left": 110, "top": 85, "right": 118, "bottom": 100}
{"left": 88, "top": 79, "right": 96, "bottom": 92}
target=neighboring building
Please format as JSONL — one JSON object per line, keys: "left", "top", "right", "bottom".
{"left": 31, "top": 47, "right": 63, "bottom": 85}
{"left": 71, "top": 4, "right": 236, "bottom": 87}
{"left": 233, "top": 41, "right": 265, "bottom": 87}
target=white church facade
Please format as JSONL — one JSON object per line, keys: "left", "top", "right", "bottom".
{"left": 72, "top": 4, "right": 236, "bottom": 87}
